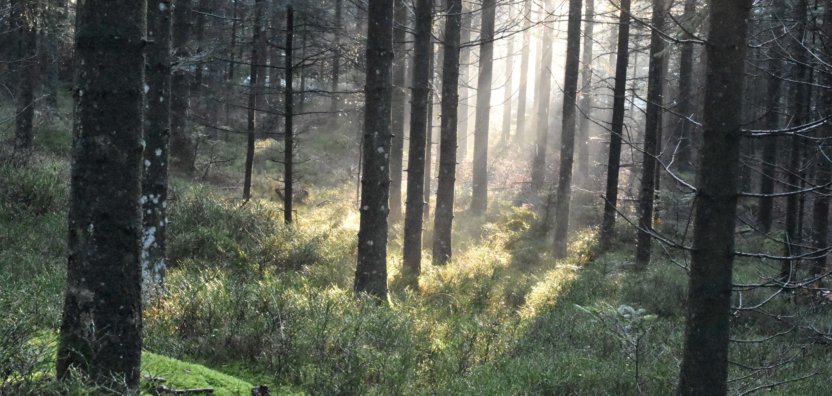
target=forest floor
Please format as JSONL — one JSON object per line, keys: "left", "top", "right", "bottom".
{"left": 4, "top": 103, "right": 832, "bottom": 394}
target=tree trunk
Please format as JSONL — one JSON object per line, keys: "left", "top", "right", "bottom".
{"left": 674, "top": 0, "right": 696, "bottom": 172}
{"left": 389, "top": 0, "right": 407, "bottom": 223}
{"left": 598, "top": 0, "right": 631, "bottom": 251}
{"left": 758, "top": 1, "right": 785, "bottom": 234}
{"left": 242, "top": 0, "right": 265, "bottom": 200}
{"left": 635, "top": 0, "right": 666, "bottom": 268}
{"left": 226, "top": 0, "right": 238, "bottom": 81}
{"left": 515, "top": 0, "right": 532, "bottom": 142}
{"left": 678, "top": 0, "right": 752, "bottom": 392}
{"left": 576, "top": 0, "right": 595, "bottom": 184}
{"left": 331, "top": 0, "right": 343, "bottom": 112}
{"left": 470, "top": 0, "right": 496, "bottom": 214}
{"left": 500, "top": 3, "right": 514, "bottom": 144}
{"left": 812, "top": 0, "right": 832, "bottom": 285}
{"left": 12, "top": 0, "right": 38, "bottom": 152}
{"left": 432, "top": 0, "right": 462, "bottom": 266}
{"left": 56, "top": 1, "right": 146, "bottom": 390}
{"left": 457, "top": 7, "right": 471, "bottom": 161}
{"left": 142, "top": 0, "right": 173, "bottom": 303}
{"left": 552, "top": 0, "right": 583, "bottom": 257}
{"left": 171, "top": 0, "right": 196, "bottom": 174}
{"left": 529, "top": 0, "right": 554, "bottom": 192}
{"left": 355, "top": 0, "right": 394, "bottom": 299}
{"left": 284, "top": 6, "right": 295, "bottom": 224}
{"left": 402, "top": 0, "right": 434, "bottom": 281}
{"left": 782, "top": 0, "right": 809, "bottom": 281}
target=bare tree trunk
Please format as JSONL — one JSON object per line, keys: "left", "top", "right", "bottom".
{"left": 242, "top": 0, "right": 265, "bottom": 200}
{"left": 12, "top": 0, "right": 38, "bottom": 152}
{"left": 678, "top": 0, "right": 752, "bottom": 392}
{"left": 402, "top": 0, "right": 434, "bottom": 282}
{"left": 500, "top": 3, "right": 514, "bottom": 144}
{"left": 171, "top": 0, "right": 196, "bottom": 174}
{"left": 226, "top": 0, "right": 238, "bottom": 81}
{"left": 552, "top": 0, "right": 583, "bottom": 257}
{"left": 433, "top": 0, "right": 462, "bottom": 266}
{"left": 529, "top": 0, "right": 554, "bottom": 192}
{"left": 458, "top": 7, "right": 472, "bottom": 162}
{"left": 515, "top": 0, "right": 532, "bottom": 142}
{"left": 470, "top": 0, "right": 496, "bottom": 214}
{"left": 813, "top": 0, "right": 832, "bottom": 285}
{"left": 576, "top": 0, "right": 595, "bottom": 184}
{"left": 598, "top": 0, "right": 631, "bottom": 251}
{"left": 674, "top": 0, "right": 696, "bottom": 172}
{"left": 355, "top": 0, "right": 394, "bottom": 299}
{"left": 284, "top": 6, "right": 295, "bottom": 224}
{"left": 635, "top": 0, "right": 666, "bottom": 268}
{"left": 57, "top": 1, "right": 146, "bottom": 390}
{"left": 758, "top": 1, "right": 785, "bottom": 234}
{"left": 331, "top": 0, "right": 343, "bottom": 112}
{"left": 389, "top": 0, "right": 408, "bottom": 223}
{"left": 142, "top": 0, "right": 173, "bottom": 303}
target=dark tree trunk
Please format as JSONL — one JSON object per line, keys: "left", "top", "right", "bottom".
{"left": 758, "top": 1, "right": 785, "bottom": 234}
{"left": 674, "top": 0, "right": 696, "bottom": 172}
{"left": 424, "top": 43, "right": 436, "bottom": 224}
{"left": 500, "top": 4, "right": 514, "bottom": 143}
{"left": 678, "top": 0, "right": 752, "bottom": 392}
{"left": 552, "top": 0, "right": 583, "bottom": 257}
{"left": 226, "top": 0, "right": 238, "bottom": 81}
{"left": 56, "top": 0, "right": 146, "bottom": 391}
{"left": 433, "top": 0, "right": 462, "bottom": 265}
{"left": 529, "top": 0, "right": 554, "bottom": 192}
{"left": 515, "top": 0, "right": 532, "bottom": 141}
{"left": 813, "top": 0, "right": 832, "bottom": 284}
{"left": 598, "top": 0, "right": 631, "bottom": 251}
{"left": 142, "top": 0, "right": 173, "bottom": 302}
{"left": 242, "top": 0, "right": 265, "bottom": 200}
{"left": 192, "top": 0, "right": 207, "bottom": 92}
{"left": 576, "top": 0, "right": 595, "bottom": 183}
{"left": 331, "top": 0, "right": 343, "bottom": 112}
{"left": 284, "top": 6, "right": 295, "bottom": 224}
{"left": 457, "top": 7, "right": 471, "bottom": 161}
{"left": 402, "top": 0, "right": 434, "bottom": 281}
{"left": 635, "top": 0, "right": 666, "bottom": 268}
{"left": 355, "top": 0, "right": 394, "bottom": 299}
{"left": 782, "top": 0, "right": 809, "bottom": 280}
{"left": 171, "top": 0, "right": 196, "bottom": 174}
{"left": 44, "top": 0, "right": 64, "bottom": 110}
{"left": 470, "top": 0, "right": 496, "bottom": 214}
{"left": 389, "top": 0, "right": 407, "bottom": 223}
{"left": 12, "top": 0, "right": 38, "bottom": 152}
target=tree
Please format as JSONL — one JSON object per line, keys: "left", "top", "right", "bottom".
{"left": 634, "top": 0, "right": 666, "bottom": 268}
{"left": 552, "top": 0, "right": 583, "bottom": 257}
{"left": 529, "top": 0, "right": 554, "bottom": 192}
{"left": 812, "top": 0, "right": 832, "bottom": 285}
{"left": 757, "top": 1, "right": 784, "bottom": 234}
{"left": 11, "top": 0, "right": 39, "bottom": 152}
{"left": 402, "top": 0, "right": 434, "bottom": 281}
{"left": 673, "top": 0, "right": 696, "bottom": 172}
{"left": 598, "top": 0, "right": 632, "bottom": 251}
{"left": 678, "top": 0, "right": 753, "bottom": 392}
{"left": 284, "top": 5, "right": 295, "bottom": 224}
{"left": 576, "top": 0, "right": 595, "bottom": 183}
{"left": 432, "top": 0, "right": 462, "bottom": 265}
{"left": 514, "top": 0, "right": 532, "bottom": 141}
{"left": 142, "top": 0, "right": 173, "bottom": 302}
{"left": 243, "top": 0, "right": 266, "bottom": 200}
{"left": 500, "top": 3, "right": 514, "bottom": 143}
{"left": 171, "top": 0, "right": 196, "bottom": 174}
{"left": 355, "top": 0, "right": 394, "bottom": 299}
{"left": 389, "top": 0, "right": 408, "bottom": 223}
{"left": 56, "top": 0, "right": 146, "bottom": 391}
{"left": 470, "top": 0, "right": 496, "bottom": 215}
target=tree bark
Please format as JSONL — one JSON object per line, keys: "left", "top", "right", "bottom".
{"left": 432, "top": 0, "right": 462, "bottom": 265}
{"left": 142, "top": 0, "right": 173, "bottom": 303}
{"left": 529, "top": 0, "right": 554, "bottom": 192}
{"left": 12, "top": 0, "right": 38, "bottom": 152}
{"left": 674, "top": 0, "right": 696, "bottom": 172}
{"left": 598, "top": 0, "right": 631, "bottom": 251}
{"left": 635, "top": 0, "right": 666, "bottom": 268}
{"left": 355, "top": 0, "right": 394, "bottom": 299}
{"left": 813, "top": 0, "right": 832, "bottom": 284}
{"left": 515, "top": 0, "right": 532, "bottom": 142}
{"left": 243, "top": 0, "right": 265, "bottom": 200}
{"left": 758, "top": 1, "right": 785, "bottom": 234}
{"left": 678, "top": 0, "right": 752, "bottom": 392}
{"left": 171, "top": 0, "right": 196, "bottom": 174}
{"left": 552, "top": 0, "right": 583, "bottom": 257}
{"left": 402, "top": 0, "right": 434, "bottom": 281}
{"left": 331, "top": 0, "right": 343, "bottom": 112}
{"left": 457, "top": 7, "right": 472, "bottom": 161}
{"left": 56, "top": 1, "right": 146, "bottom": 391}
{"left": 500, "top": 3, "right": 514, "bottom": 143}
{"left": 389, "top": 0, "right": 408, "bottom": 223}
{"left": 576, "top": 0, "right": 595, "bottom": 184}
{"left": 470, "top": 0, "right": 496, "bottom": 214}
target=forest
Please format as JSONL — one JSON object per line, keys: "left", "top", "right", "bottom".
{"left": 2, "top": 0, "right": 832, "bottom": 394}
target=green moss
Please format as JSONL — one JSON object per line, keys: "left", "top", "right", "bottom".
{"left": 141, "top": 352, "right": 258, "bottom": 396}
